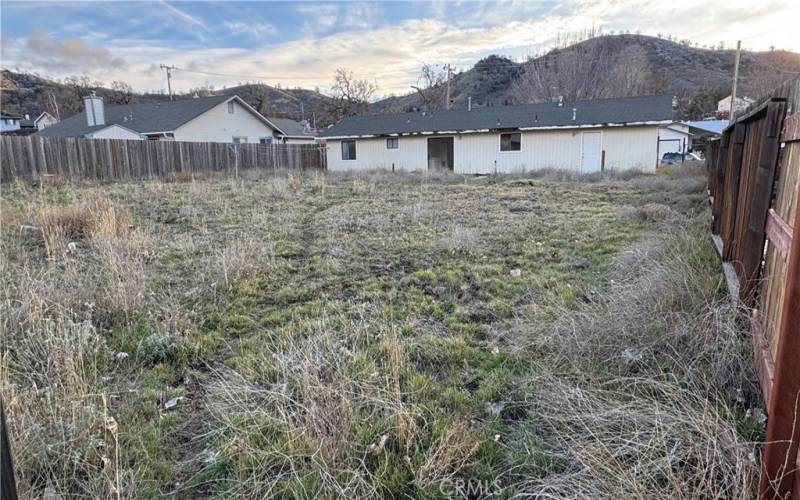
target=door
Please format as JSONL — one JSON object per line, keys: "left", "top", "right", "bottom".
{"left": 581, "top": 132, "right": 602, "bottom": 173}
{"left": 427, "top": 137, "right": 454, "bottom": 170}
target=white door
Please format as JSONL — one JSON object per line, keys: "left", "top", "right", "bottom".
{"left": 581, "top": 132, "right": 602, "bottom": 173}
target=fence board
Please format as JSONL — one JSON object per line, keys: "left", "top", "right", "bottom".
{"left": 0, "top": 136, "right": 326, "bottom": 182}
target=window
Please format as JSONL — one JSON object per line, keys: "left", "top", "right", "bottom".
{"left": 386, "top": 137, "right": 399, "bottom": 149}
{"left": 228, "top": 102, "right": 235, "bottom": 114}
{"left": 341, "top": 140, "right": 357, "bottom": 160}
{"left": 500, "top": 133, "right": 521, "bottom": 151}
{"left": 260, "top": 137, "right": 273, "bottom": 145}
{"left": 232, "top": 136, "right": 247, "bottom": 144}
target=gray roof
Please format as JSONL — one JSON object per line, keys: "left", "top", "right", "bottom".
{"left": 35, "top": 95, "right": 256, "bottom": 138}
{"left": 268, "top": 117, "right": 315, "bottom": 138}
{"left": 321, "top": 95, "right": 674, "bottom": 138}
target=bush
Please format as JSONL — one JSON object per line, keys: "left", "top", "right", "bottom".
{"left": 136, "top": 332, "right": 184, "bottom": 366}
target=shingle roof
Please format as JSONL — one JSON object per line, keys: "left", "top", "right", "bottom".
{"left": 268, "top": 117, "right": 315, "bottom": 137}
{"left": 320, "top": 95, "right": 674, "bottom": 138}
{"left": 35, "top": 95, "right": 234, "bottom": 138}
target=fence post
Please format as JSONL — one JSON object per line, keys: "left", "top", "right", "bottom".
{"left": 1, "top": 397, "right": 18, "bottom": 500}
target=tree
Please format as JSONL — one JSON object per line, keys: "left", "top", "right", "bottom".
{"left": 411, "top": 63, "right": 448, "bottom": 111}
{"left": 108, "top": 80, "right": 136, "bottom": 105}
{"left": 512, "top": 33, "right": 655, "bottom": 104}
{"left": 328, "top": 68, "right": 377, "bottom": 119}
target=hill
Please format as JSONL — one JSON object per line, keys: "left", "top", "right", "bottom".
{"left": 0, "top": 70, "right": 335, "bottom": 125}
{"left": 373, "top": 35, "right": 800, "bottom": 119}
{"left": 3, "top": 34, "right": 800, "bottom": 125}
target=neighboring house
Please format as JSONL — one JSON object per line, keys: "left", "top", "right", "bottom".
{"left": 658, "top": 122, "right": 692, "bottom": 155}
{"left": 268, "top": 117, "right": 317, "bottom": 144}
{"left": 0, "top": 111, "right": 21, "bottom": 132}
{"left": 34, "top": 112, "right": 58, "bottom": 130}
{"left": 35, "top": 92, "right": 293, "bottom": 144}
{"left": 320, "top": 95, "right": 676, "bottom": 174}
{"left": 717, "top": 95, "right": 754, "bottom": 116}
{"left": 683, "top": 119, "right": 728, "bottom": 154}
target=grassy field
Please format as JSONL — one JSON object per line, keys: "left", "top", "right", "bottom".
{"left": 1, "top": 166, "right": 762, "bottom": 498}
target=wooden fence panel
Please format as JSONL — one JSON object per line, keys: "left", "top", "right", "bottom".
{"left": 0, "top": 136, "right": 326, "bottom": 182}
{"left": 708, "top": 79, "right": 800, "bottom": 499}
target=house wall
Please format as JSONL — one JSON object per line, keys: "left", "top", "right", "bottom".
{"left": 326, "top": 125, "right": 660, "bottom": 174}
{"left": 1, "top": 118, "right": 20, "bottom": 132}
{"left": 36, "top": 115, "right": 58, "bottom": 130}
{"left": 86, "top": 125, "right": 142, "bottom": 140}
{"left": 283, "top": 137, "right": 318, "bottom": 145}
{"left": 173, "top": 99, "right": 276, "bottom": 143}
{"left": 658, "top": 125, "right": 690, "bottom": 155}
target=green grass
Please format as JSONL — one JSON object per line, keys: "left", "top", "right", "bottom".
{"left": 1, "top": 166, "right": 758, "bottom": 498}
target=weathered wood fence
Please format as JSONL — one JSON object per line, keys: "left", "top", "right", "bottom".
{"left": 707, "top": 78, "right": 800, "bottom": 499}
{"left": 0, "top": 136, "right": 326, "bottom": 182}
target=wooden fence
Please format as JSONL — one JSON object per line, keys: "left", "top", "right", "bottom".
{"left": 0, "top": 136, "right": 326, "bottom": 182}
{"left": 707, "top": 78, "right": 800, "bottom": 500}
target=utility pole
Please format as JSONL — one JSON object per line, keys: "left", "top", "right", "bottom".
{"left": 160, "top": 64, "right": 177, "bottom": 101}
{"left": 729, "top": 40, "right": 741, "bottom": 120}
{"left": 444, "top": 64, "right": 452, "bottom": 110}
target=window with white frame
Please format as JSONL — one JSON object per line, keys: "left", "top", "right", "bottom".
{"left": 228, "top": 102, "right": 235, "bottom": 114}
{"left": 500, "top": 133, "right": 521, "bottom": 151}
{"left": 260, "top": 137, "right": 272, "bottom": 145}
{"left": 386, "top": 137, "right": 399, "bottom": 149}
{"left": 341, "top": 140, "right": 357, "bottom": 160}
{"left": 232, "top": 136, "right": 247, "bottom": 144}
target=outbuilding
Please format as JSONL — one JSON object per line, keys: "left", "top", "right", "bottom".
{"left": 320, "top": 95, "right": 677, "bottom": 174}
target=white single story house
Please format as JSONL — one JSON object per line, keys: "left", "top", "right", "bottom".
{"left": 717, "top": 95, "right": 753, "bottom": 115}
{"left": 320, "top": 95, "right": 679, "bottom": 174}
{"left": 268, "top": 117, "right": 318, "bottom": 144}
{"left": 35, "top": 92, "right": 313, "bottom": 144}
{"left": 1, "top": 111, "right": 21, "bottom": 132}
{"left": 34, "top": 112, "right": 58, "bottom": 130}
{"left": 658, "top": 122, "right": 692, "bottom": 155}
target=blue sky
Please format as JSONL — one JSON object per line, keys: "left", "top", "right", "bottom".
{"left": 1, "top": 1, "right": 797, "bottom": 96}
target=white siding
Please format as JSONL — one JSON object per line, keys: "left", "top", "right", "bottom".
{"left": 172, "top": 99, "right": 276, "bottom": 143}
{"left": 327, "top": 125, "right": 661, "bottom": 174}
{"left": 658, "top": 125, "right": 690, "bottom": 155}
{"left": 86, "top": 125, "right": 142, "bottom": 140}
{"left": 327, "top": 136, "right": 428, "bottom": 172}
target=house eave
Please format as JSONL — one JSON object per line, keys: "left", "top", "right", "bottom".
{"left": 323, "top": 120, "right": 673, "bottom": 140}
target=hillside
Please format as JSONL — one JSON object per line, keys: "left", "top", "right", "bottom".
{"left": 373, "top": 35, "right": 800, "bottom": 119}
{"left": 3, "top": 34, "right": 800, "bottom": 125}
{"left": 0, "top": 70, "right": 334, "bottom": 125}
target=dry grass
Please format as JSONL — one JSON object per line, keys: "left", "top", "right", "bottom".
{"left": 0, "top": 165, "right": 760, "bottom": 499}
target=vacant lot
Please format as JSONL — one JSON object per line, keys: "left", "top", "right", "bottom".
{"left": 2, "top": 166, "right": 762, "bottom": 499}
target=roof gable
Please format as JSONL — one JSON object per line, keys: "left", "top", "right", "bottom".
{"left": 321, "top": 95, "right": 674, "bottom": 138}
{"left": 35, "top": 95, "right": 271, "bottom": 138}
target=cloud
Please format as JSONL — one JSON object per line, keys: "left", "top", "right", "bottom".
{"left": 224, "top": 21, "right": 277, "bottom": 39}
{"left": 12, "top": 29, "right": 127, "bottom": 72}
{"left": 2, "top": 0, "right": 798, "bottom": 97}
{"left": 158, "top": 1, "right": 207, "bottom": 30}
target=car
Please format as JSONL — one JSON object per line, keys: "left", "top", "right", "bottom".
{"left": 661, "top": 152, "right": 702, "bottom": 165}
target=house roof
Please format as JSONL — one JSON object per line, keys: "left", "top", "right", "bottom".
{"left": 35, "top": 95, "right": 281, "bottom": 138}
{"left": 320, "top": 95, "right": 674, "bottom": 138}
{"left": 1, "top": 111, "right": 22, "bottom": 120}
{"left": 34, "top": 112, "right": 56, "bottom": 123}
{"left": 268, "top": 117, "right": 315, "bottom": 138}
{"left": 685, "top": 120, "right": 728, "bottom": 135}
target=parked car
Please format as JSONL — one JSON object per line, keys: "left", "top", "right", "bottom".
{"left": 661, "top": 152, "right": 702, "bottom": 165}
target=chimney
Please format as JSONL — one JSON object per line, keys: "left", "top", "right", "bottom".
{"left": 468, "top": 96, "right": 472, "bottom": 111}
{"left": 572, "top": 108, "right": 577, "bottom": 120}
{"left": 84, "top": 90, "right": 105, "bottom": 127}
{"left": 558, "top": 96, "right": 564, "bottom": 107}
{"left": 24, "top": 114, "right": 29, "bottom": 120}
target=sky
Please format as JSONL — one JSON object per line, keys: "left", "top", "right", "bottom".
{"left": 1, "top": 0, "right": 797, "bottom": 97}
